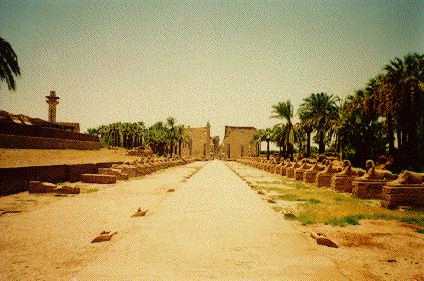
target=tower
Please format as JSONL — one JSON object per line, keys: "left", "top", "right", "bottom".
{"left": 46, "top": 90, "right": 59, "bottom": 123}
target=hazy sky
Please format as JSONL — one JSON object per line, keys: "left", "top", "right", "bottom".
{"left": 1, "top": 0, "right": 423, "bottom": 139}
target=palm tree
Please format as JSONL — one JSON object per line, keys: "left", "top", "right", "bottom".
{"left": 260, "top": 128, "right": 273, "bottom": 160}
{"left": 175, "top": 124, "right": 189, "bottom": 157}
{"left": 0, "top": 37, "right": 21, "bottom": 91}
{"left": 271, "top": 100, "right": 295, "bottom": 157}
{"left": 298, "top": 114, "right": 314, "bottom": 157}
{"left": 378, "top": 53, "right": 424, "bottom": 167}
{"left": 298, "top": 92, "right": 339, "bottom": 154}
{"left": 166, "top": 117, "right": 176, "bottom": 156}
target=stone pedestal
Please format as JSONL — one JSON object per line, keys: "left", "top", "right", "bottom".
{"left": 280, "top": 166, "right": 289, "bottom": 176}
{"left": 295, "top": 170, "right": 306, "bottom": 181}
{"left": 316, "top": 174, "right": 334, "bottom": 188}
{"left": 352, "top": 180, "right": 386, "bottom": 199}
{"left": 381, "top": 185, "right": 424, "bottom": 209}
{"left": 331, "top": 176, "right": 354, "bottom": 193}
{"left": 287, "top": 168, "right": 296, "bottom": 178}
{"left": 304, "top": 171, "right": 318, "bottom": 183}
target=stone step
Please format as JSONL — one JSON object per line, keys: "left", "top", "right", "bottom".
{"left": 28, "top": 181, "right": 57, "bottom": 193}
{"left": 98, "top": 168, "right": 129, "bottom": 180}
{"left": 80, "top": 174, "right": 116, "bottom": 184}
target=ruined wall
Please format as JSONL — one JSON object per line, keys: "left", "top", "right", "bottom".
{"left": 0, "top": 134, "right": 101, "bottom": 150}
{"left": 222, "top": 126, "right": 257, "bottom": 160}
{"left": 0, "top": 123, "right": 100, "bottom": 149}
{"left": 181, "top": 127, "right": 210, "bottom": 159}
{"left": 0, "top": 162, "right": 121, "bottom": 195}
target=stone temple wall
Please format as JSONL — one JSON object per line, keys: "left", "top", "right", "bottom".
{"left": 222, "top": 126, "right": 257, "bottom": 160}
{"left": 181, "top": 127, "right": 211, "bottom": 160}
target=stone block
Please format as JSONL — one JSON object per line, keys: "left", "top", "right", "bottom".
{"left": 80, "top": 174, "right": 116, "bottom": 184}
{"left": 29, "top": 181, "right": 57, "bottom": 193}
{"left": 56, "top": 185, "right": 80, "bottom": 194}
{"left": 315, "top": 174, "right": 333, "bottom": 188}
{"left": 295, "top": 170, "right": 306, "bottom": 181}
{"left": 352, "top": 180, "right": 386, "bottom": 199}
{"left": 381, "top": 185, "right": 424, "bottom": 209}
{"left": 331, "top": 176, "right": 354, "bottom": 193}
{"left": 98, "top": 168, "right": 129, "bottom": 180}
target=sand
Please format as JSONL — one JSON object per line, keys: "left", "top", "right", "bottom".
{"left": 1, "top": 160, "right": 423, "bottom": 280}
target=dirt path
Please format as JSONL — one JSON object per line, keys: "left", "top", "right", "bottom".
{"left": 1, "top": 160, "right": 357, "bottom": 280}
{"left": 74, "top": 160, "right": 346, "bottom": 280}
{"left": 0, "top": 161, "right": 205, "bottom": 280}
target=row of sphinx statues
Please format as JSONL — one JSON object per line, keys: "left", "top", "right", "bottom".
{"left": 238, "top": 156, "right": 424, "bottom": 188}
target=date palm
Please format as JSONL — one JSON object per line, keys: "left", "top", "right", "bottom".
{"left": 298, "top": 92, "right": 339, "bottom": 154}
{"left": 0, "top": 37, "right": 21, "bottom": 91}
{"left": 271, "top": 100, "right": 294, "bottom": 157}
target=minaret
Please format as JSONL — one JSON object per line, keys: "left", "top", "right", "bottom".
{"left": 46, "top": 90, "right": 60, "bottom": 123}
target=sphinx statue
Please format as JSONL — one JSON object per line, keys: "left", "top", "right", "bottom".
{"left": 352, "top": 160, "right": 397, "bottom": 199}
{"left": 387, "top": 170, "right": 424, "bottom": 186}
{"left": 359, "top": 160, "right": 397, "bottom": 181}
{"left": 336, "top": 160, "right": 354, "bottom": 176}
{"left": 315, "top": 160, "right": 342, "bottom": 187}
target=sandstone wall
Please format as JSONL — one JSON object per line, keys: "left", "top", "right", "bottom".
{"left": 0, "top": 123, "right": 97, "bottom": 141}
{"left": 222, "top": 126, "right": 257, "bottom": 160}
{"left": 0, "top": 134, "right": 101, "bottom": 150}
{"left": 0, "top": 162, "right": 122, "bottom": 195}
{"left": 181, "top": 127, "right": 211, "bottom": 159}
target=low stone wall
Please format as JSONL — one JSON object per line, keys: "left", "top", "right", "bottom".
{"left": 0, "top": 133, "right": 101, "bottom": 150}
{"left": 0, "top": 122, "right": 97, "bottom": 141}
{"left": 0, "top": 162, "right": 122, "bottom": 195}
{"left": 381, "top": 185, "right": 424, "bottom": 209}
{"left": 352, "top": 180, "right": 386, "bottom": 199}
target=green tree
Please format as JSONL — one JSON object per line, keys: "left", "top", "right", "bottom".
{"left": 271, "top": 100, "right": 294, "bottom": 158}
{"left": 0, "top": 37, "right": 21, "bottom": 91}
{"left": 298, "top": 92, "right": 339, "bottom": 154}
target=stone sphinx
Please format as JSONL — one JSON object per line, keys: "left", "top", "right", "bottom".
{"left": 387, "top": 170, "right": 424, "bottom": 185}
{"left": 266, "top": 157, "right": 279, "bottom": 172}
{"left": 287, "top": 160, "right": 303, "bottom": 178}
{"left": 273, "top": 159, "right": 286, "bottom": 174}
{"left": 331, "top": 160, "right": 364, "bottom": 193}
{"left": 294, "top": 160, "right": 313, "bottom": 181}
{"left": 381, "top": 170, "right": 424, "bottom": 209}
{"left": 303, "top": 162, "right": 325, "bottom": 183}
{"left": 352, "top": 160, "right": 397, "bottom": 199}
{"left": 359, "top": 160, "right": 397, "bottom": 181}
{"left": 315, "top": 160, "right": 342, "bottom": 187}
{"left": 280, "top": 160, "right": 294, "bottom": 177}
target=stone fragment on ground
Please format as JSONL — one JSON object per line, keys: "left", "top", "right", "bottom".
{"left": 311, "top": 232, "right": 338, "bottom": 248}
{"left": 56, "top": 185, "right": 80, "bottom": 194}
{"left": 131, "top": 208, "right": 148, "bottom": 217}
{"left": 91, "top": 231, "right": 118, "bottom": 243}
{"left": 283, "top": 212, "right": 297, "bottom": 220}
{"left": 167, "top": 188, "right": 175, "bottom": 192}
{"left": 267, "top": 198, "right": 276, "bottom": 203}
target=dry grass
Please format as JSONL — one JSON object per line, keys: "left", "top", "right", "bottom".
{"left": 252, "top": 175, "right": 424, "bottom": 231}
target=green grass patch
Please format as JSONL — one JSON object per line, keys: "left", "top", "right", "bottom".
{"left": 400, "top": 216, "right": 424, "bottom": 228}
{"left": 306, "top": 198, "right": 321, "bottom": 205}
{"left": 253, "top": 178, "right": 424, "bottom": 229}
{"left": 417, "top": 229, "right": 424, "bottom": 234}
{"left": 325, "top": 215, "right": 362, "bottom": 226}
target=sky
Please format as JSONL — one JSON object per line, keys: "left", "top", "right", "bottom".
{"left": 1, "top": 0, "right": 423, "bottom": 140}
